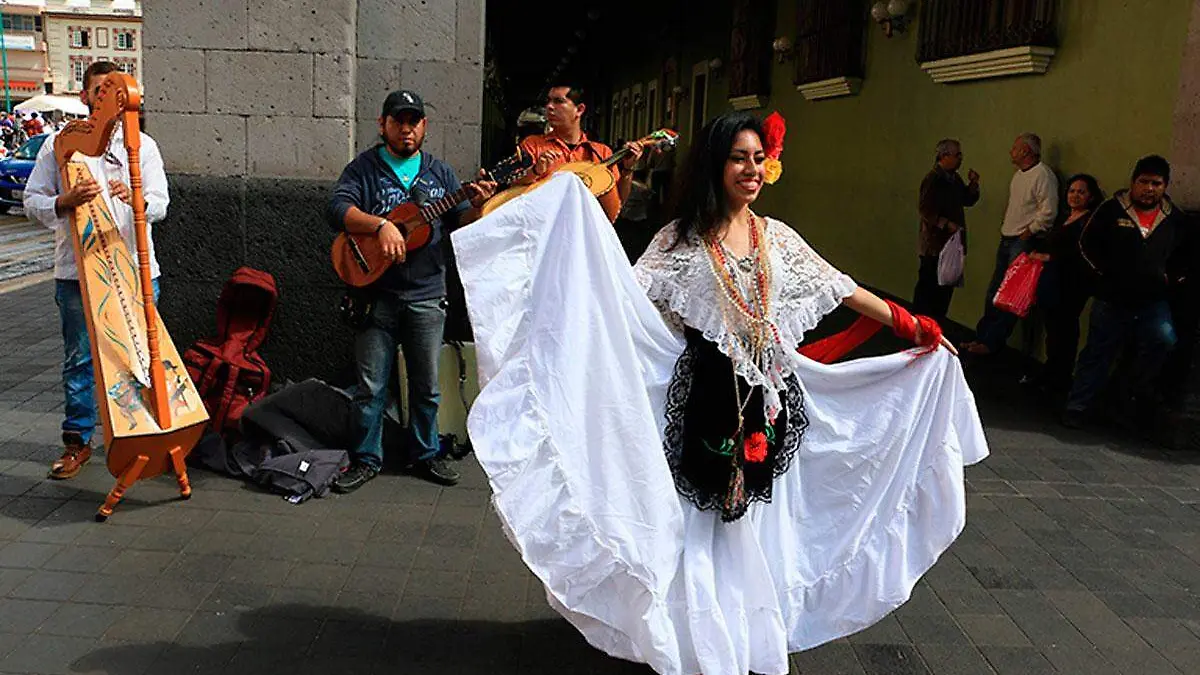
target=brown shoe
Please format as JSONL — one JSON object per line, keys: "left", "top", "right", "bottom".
{"left": 50, "top": 432, "right": 92, "bottom": 480}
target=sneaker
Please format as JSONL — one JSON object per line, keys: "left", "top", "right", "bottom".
{"left": 332, "top": 462, "right": 379, "bottom": 494}
{"left": 407, "top": 457, "right": 460, "bottom": 486}
{"left": 49, "top": 432, "right": 91, "bottom": 479}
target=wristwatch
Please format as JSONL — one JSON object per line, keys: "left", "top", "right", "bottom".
{"left": 374, "top": 218, "right": 390, "bottom": 235}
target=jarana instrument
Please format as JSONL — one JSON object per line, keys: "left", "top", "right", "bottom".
{"left": 481, "top": 128, "right": 680, "bottom": 222}
{"left": 331, "top": 151, "right": 532, "bottom": 288}
{"left": 55, "top": 73, "right": 209, "bottom": 521}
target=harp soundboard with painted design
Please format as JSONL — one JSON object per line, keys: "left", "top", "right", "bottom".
{"left": 56, "top": 72, "right": 209, "bottom": 521}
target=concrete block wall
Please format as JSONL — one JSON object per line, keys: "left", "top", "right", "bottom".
{"left": 1171, "top": 0, "right": 1200, "bottom": 210}
{"left": 145, "top": 0, "right": 484, "bottom": 181}
{"left": 142, "top": 0, "right": 485, "bottom": 387}
{"left": 353, "top": 0, "right": 484, "bottom": 174}
{"left": 144, "top": 0, "right": 356, "bottom": 180}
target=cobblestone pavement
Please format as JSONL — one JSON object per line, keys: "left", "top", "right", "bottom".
{"left": 0, "top": 213, "right": 53, "bottom": 285}
{"left": 2, "top": 279, "right": 1199, "bottom": 674}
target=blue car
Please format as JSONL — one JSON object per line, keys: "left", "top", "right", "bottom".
{"left": 0, "top": 134, "right": 48, "bottom": 213}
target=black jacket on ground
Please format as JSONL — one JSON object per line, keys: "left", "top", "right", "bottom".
{"left": 1080, "top": 190, "right": 1190, "bottom": 308}
{"left": 327, "top": 146, "right": 468, "bottom": 301}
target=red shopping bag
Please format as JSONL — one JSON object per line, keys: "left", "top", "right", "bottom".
{"left": 993, "top": 252, "right": 1044, "bottom": 318}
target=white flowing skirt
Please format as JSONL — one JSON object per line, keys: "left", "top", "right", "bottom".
{"left": 453, "top": 175, "right": 990, "bottom": 675}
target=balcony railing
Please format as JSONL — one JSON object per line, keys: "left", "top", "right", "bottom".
{"left": 916, "top": 0, "right": 1057, "bottom": 63}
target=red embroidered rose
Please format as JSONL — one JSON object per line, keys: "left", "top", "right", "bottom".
{"left": 744, "top": 432, "right": 768, "bottom": 463}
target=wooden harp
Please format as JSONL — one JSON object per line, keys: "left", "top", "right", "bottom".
{"left": 55, "top": 72, "right": 209, "bottom": 521}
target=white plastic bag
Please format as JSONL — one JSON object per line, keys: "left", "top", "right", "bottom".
{"left": 937, "top": 230, "right": 965, "bottom": 287}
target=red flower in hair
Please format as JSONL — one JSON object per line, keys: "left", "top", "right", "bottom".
{"left": 744, "top": 432, "right": 769, "bottom": 463}
{"left": 762, "top": 112, "right": 787, "bottom": 160}
{"left": 761, "top": 112, "right": 787, "bottom": 184}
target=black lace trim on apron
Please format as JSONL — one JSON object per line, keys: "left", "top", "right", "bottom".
{"left": 662, "top": 330, "right": 807, "bottom": 522}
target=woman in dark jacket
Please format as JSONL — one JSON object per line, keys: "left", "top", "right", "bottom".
{"left": 1038, "top": 174, "right": 1104, "bottom": 393}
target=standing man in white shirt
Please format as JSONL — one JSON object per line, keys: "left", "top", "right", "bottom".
{"left": 23, "top": 61, "right": 170, "bottom": 480}
{"left": 963, "top": 133, "right": 1058, "bottom": 356}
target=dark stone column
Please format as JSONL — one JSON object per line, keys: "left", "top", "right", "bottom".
{"left": 156, "top": 175, "right": 356, "bottom": 387}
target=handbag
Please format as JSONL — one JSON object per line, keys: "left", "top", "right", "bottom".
{"left": 993, "top": 252, "right": 1045, "bottom": 318}
{"left": 937, "top": 230, "right": 965, "bottom": 287}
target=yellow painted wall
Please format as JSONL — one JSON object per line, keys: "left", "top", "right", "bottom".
{"left": 609, "top": 0, "right": 1192, "bottom": 330}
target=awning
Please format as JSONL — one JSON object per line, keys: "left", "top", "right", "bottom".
{"left": 14, "top": 94, "right": 87, "bottom": 116}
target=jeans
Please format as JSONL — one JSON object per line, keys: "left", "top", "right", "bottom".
{"left": 973, "top": 236, "right": 1025, "bottom": 352}
{"left": 56, "top": 278, "right": 161, "bottom": 445}
{"left": 1065, "top": 299, "right": 1176, "bottom": 413}
{"left": 912, "top": 255, "right": 954, "bottom": 321}
{"left": 352, "top": 294, "right": 446, "bottom": 469}
{"left": 1039, "top": 262, "right": 1092, "bottom": 390}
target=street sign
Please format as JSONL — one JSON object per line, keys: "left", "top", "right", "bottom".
{"left": 0, "top": 35, "right": 34, "bottom": 51}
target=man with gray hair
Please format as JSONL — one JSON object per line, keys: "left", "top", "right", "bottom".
{"left": 964, "top": 132, "right": 1058, "bottom": 355}
{"left": 914, "top": 138, "right": 980, "bottom": 319}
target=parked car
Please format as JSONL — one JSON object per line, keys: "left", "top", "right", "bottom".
{"left": 0, "top": 134, "right": 48, "bottom": 213}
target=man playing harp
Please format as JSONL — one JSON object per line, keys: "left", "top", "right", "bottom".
{"left": 24, "top": 60, "right": 170, "bottom": 480}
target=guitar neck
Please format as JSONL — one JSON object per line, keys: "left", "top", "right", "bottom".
{"left": 602, "top": 148, "right": 631, "bottom": 169}
{"left": 602, "top": 134, "right": 662, "bottom": 169}
{"left": 419, "top": 184, "right": 473, "bottom": 221}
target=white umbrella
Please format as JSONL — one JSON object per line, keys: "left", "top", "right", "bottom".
{"left": 14, "top": 95, "right": 88, "bottom": 117}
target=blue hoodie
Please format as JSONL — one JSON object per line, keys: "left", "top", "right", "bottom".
{"left": 327, "top": 145, "right": 467, "bottom": 301}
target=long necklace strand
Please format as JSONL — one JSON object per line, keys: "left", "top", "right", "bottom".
{"left": 703, "top": 213, "right": 782, "bottom": 438}
{"left": 704, "top": 213, "right": 775, "bottom": 519}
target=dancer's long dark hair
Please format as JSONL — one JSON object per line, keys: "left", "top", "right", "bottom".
{"left": 668, "top": 112, "right": 765, "bottom": 248}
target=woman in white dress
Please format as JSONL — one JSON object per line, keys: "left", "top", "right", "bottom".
{"left": 453, "top": 111, "right": 989, "bottom": 675}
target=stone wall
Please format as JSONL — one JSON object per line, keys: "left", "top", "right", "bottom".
{"left": 1166, "top": 0, "right": 1200, "bottom": 451}
{"left": 1172, "top": 0, "right": 1200, "bottom": 210}
{"left": 141, "top": 0, "right": 484, "bottom": 384}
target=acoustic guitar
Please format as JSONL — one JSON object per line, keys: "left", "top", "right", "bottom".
{"left": 481, "top": 128, "right": 680, "bottom": 221}
{"left": 331, "top": 151, "right": 533, "bottom": 288}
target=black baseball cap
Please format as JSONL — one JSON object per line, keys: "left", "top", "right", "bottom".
{"left": 382, "top": 90, "right": 425, "bottom": 119}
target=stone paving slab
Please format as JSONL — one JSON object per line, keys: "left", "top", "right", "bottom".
{"left": 2, "top": 279, "right": 1200, "bottom": 674}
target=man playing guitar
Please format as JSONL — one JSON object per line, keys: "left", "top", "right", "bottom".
{"left": 518, "top": 85, "right": 643, "bottom": 222}
{"left": 327, "top": 89, "right": 495, "bottom": 493}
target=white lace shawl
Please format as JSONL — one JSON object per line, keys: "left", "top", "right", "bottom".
{"left": 633, "top": 217, "right": 858, "bottom": 418}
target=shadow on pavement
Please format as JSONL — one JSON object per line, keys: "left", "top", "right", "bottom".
{"left": 71, "top": 602, "right": 655, "bottom": 675}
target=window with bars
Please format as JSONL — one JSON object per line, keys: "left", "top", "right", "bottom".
{"left": 117, "top": 60, "right": 137, "bottom": 79}
{"left": 70, "top": 27, "right": 91, "bottom": 49}
{"left": 793, "top": 0, "right": 867, "bottom": 85}
{"left": 114, "top": 29, "right": 136, "bottom": 50}
{"left": 917, "top": 0, "right": 1058, "bottom": 63}
{"left": 728, "top": 0, "right": 774, "bottom": 100}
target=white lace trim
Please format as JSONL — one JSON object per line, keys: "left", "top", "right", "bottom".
{"left": 633, "top": 217, "right": 858, "bottom": 417}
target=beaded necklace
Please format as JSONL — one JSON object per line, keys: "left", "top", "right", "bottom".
{"left": 704, "top": 214, "right": 782, "bottom": 347}
{"left": 703, "top": 212, "right": 782, "bottom": 359}
{"left": 702, "top": 212, "right": 783, "bottom": 518}
{"left": 703, "top": 215, "right": 789, "bottom": 427}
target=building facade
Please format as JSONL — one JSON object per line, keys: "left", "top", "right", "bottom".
{"left": 584, "top": 0, "right": 1200, "bottom": 445}
{"left": 593, "top": 0, "right": 1199, "bottom": 324}
{"left": 0, "top": 4, "right": 50, "bottom": 104}
{"left": 42, "top": 0, "right": 142, "bottom": 94}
